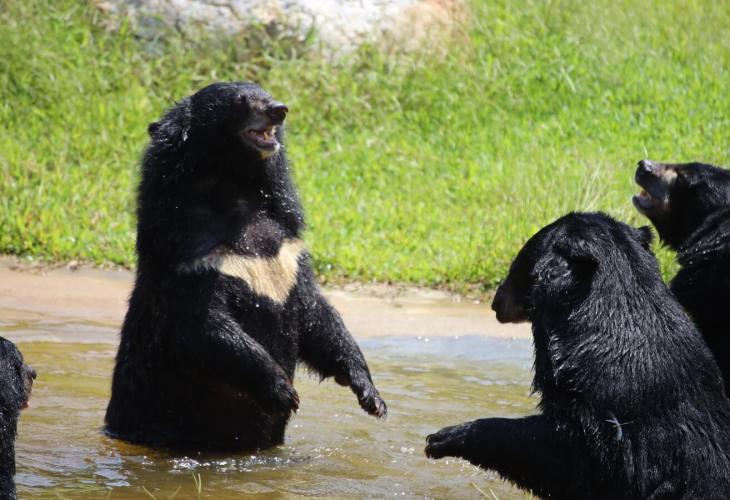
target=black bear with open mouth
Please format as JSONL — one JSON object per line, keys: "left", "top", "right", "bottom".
{"left": 634, "top": 159, "right": 730, "bottom": 395}
{"left": 105, "top": 82, "right": 386, "bottom": 450}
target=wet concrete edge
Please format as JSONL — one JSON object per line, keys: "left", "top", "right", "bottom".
{"left": 0, "top": 256, "right": 531, "bottom": 344}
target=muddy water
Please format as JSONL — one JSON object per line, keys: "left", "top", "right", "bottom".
{"left": 3, "top": 315, "right": 536, "bottom": 499}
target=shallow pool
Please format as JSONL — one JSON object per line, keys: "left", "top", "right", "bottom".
{"left": 3, "top": 314, "right": 536, "bottom": 499}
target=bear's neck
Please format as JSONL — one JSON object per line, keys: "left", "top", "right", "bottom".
{"left": 196, "top": 146, "right": 305, "bottom": 237}
{"left": 677, "top": 207, "right": 730, "bottom": 267}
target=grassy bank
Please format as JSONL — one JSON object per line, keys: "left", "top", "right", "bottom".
{"left": 1, "top": 0, "right": 729, "bottom": 290}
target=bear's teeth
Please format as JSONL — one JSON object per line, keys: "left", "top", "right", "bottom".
{"left": 639, "top": 190, "right": 655, "bottom": 200}
{"left": 243, "top": 126, "right": 276, "bottom": 145}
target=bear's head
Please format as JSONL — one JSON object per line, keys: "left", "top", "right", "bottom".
{"left": 148, "top": 82, "right": 289, "bottom": 160}
{"left": 491, "top": 212, "right": 654, "bottom": 323}
{"left": 633, "top": 160, "right": 730, "bottom": 249}
{"left": 0, "top": 337, "right": 35, "bottom": 417}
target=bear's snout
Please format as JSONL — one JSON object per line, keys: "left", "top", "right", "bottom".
{"left": 636, "top": 159, "right": 677, "bottom": 185}
{"left": 636, "top": 159, "right": 660, "bottom": 183}
{"left": 267, "top": 102, "right": 288, "bottom": 123}
{"left": 24, "top": 364, "right": 36, "bottom": 382}
{"left": 637, "top": 159, "right": 655, "bottom": 174}
{"left": 492, "top": 285, "right": 527, "bottom": 323}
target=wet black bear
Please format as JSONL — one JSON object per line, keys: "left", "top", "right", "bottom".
{"left": 425, "top": 213, "right": 730, "bottom": 498}
{"left": 105, "top": 82, "right": 386, "bottom": 450}
{"left": 634, "top": 159, "right": 730, "bottom": 395}
{"left": 0, "top": 337, "right": 35, "bottom": 499}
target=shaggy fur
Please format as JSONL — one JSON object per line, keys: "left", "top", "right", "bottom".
{"left": 634, "top": 160, "right": 730, "bottom": 395}
{"left": 0, "top": 337, "right": 35, "bottom": 500}
{"left": 105, "top": 82, "right": 386, "bottom": 450}
{"left": 426, "top": 213, "right": 730, "bottom": 499}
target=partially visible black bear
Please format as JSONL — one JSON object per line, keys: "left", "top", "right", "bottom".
{"left": 634, "top": 159, "right": 730, "bottom": 394}
{"left": 0, "top": 337, "right": 35, "bottom": 500}
{"left": 105, "top": 82, "right": 386, "bottom": 450}
{"left": 426, "top": 213, "right": 730, "bottom": 499}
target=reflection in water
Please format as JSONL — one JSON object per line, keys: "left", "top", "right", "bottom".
{"left": 5, "top": 315, "right": 536, "bottom": 499}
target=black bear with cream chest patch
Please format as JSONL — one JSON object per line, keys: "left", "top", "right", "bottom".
{"left": 104, "top": 82, "right": 386, "bottom": 450}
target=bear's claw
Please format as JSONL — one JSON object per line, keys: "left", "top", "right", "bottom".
{"left": 424, "top": 423, "right": 469, "bottom": 459}
{"left": 358, "top": 390, "right": 387, "bottom": 419}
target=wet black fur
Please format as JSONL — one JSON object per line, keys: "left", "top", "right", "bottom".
{"left": 638, "top": 162, "right": 730, "bottom": 249}
{"left": 639, "top": 162, "right": 730, "bottom": 396}
{"left": 0, "top": 337, "right": 33, "bottom": 500}
{"left": 105, "top": 82, "right": 386, "bottom": 450}
{"left": 426, "top": 213, "right": 730, "bottom": 499}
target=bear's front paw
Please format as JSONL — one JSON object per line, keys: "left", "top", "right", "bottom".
{"left": 257, "top": 374, "right": 299, "bottom": 414}
{"left": 425, "top": 422, "right": 472, "bottom": 459}
{"left": 357, "top": 386, "right": 387, "bottom": 419}
{"left": 273, "top": 376, "right": 300, "bottom": 413}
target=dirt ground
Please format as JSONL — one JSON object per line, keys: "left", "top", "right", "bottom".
{"left": 0, "top": 256, "right": 530, "bottom": 342}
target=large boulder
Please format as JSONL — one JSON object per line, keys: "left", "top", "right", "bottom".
{"left": 93, "top": 0, "right": 465, "bottom": 56}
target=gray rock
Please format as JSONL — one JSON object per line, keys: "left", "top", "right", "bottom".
{"left": 93, "top": 0, "right": 464, "bottom": 56}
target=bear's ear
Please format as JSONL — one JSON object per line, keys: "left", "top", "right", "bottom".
{"left": 551, "top": 239, "right": 599, "bottom": 280}
{"left": 148, "top": 100, "right": 192, "bottom": 147}
{"left": 635, "top": 226, "right": 654, "bottom": 250}
{"left": 530, "top": 240, "right": 597, "bottom": 310}
{"left": 148, "top": 121, "right": 160, "bottom": 137}
{"left": 528, "top": 239, "right": 596, "bottom": 303}
{"left": 147, "top": 117, "right": 190, "bottom": 147}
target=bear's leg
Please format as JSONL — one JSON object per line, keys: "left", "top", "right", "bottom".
{"left": 426, "top": 415, "right": 570, "bottom": 498}
{"left": 176, "top": 309, "right": 300, "bottom": 414}
{"left": 298, "top": 288, "right": 386, "bottom": 418}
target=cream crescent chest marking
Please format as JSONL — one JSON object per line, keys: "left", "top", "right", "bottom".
{"left": 180, "top": 239, "right": 306, "bottom": 304}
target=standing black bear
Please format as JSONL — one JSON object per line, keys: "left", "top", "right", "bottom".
{"left": 425, "top": 213, "right": 730, "bottom": 499}
{"left": 634, "top": 159, "right": 730, "bottom": 394}
{"left": 105, "top": 82, "right": 386, "bottom": 450}
{"left": 0, "top": 337, "right": 36, "bottom": 500}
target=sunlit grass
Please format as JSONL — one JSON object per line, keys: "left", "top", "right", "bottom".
{"left": 2, "top": 0, "right": 728, "bottom": 290}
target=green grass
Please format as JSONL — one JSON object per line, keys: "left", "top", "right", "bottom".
{"left": 2, "top": 0, "right": 729, "bottom": 291}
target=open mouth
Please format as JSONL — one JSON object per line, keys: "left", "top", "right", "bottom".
{"left": 631, "top": 189, "right": 664, "bottom": 213}
{"left": 633, "top": 189, "right": 657, "bottom": 210}
{"left": 242, "top": 126, "right": 279, "bottom": 151}
{"left": 632, "top": 183, "right": 668, "bottom": 215}
{"left": 633, "top": 161, "right": 675, "bottom": 216}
